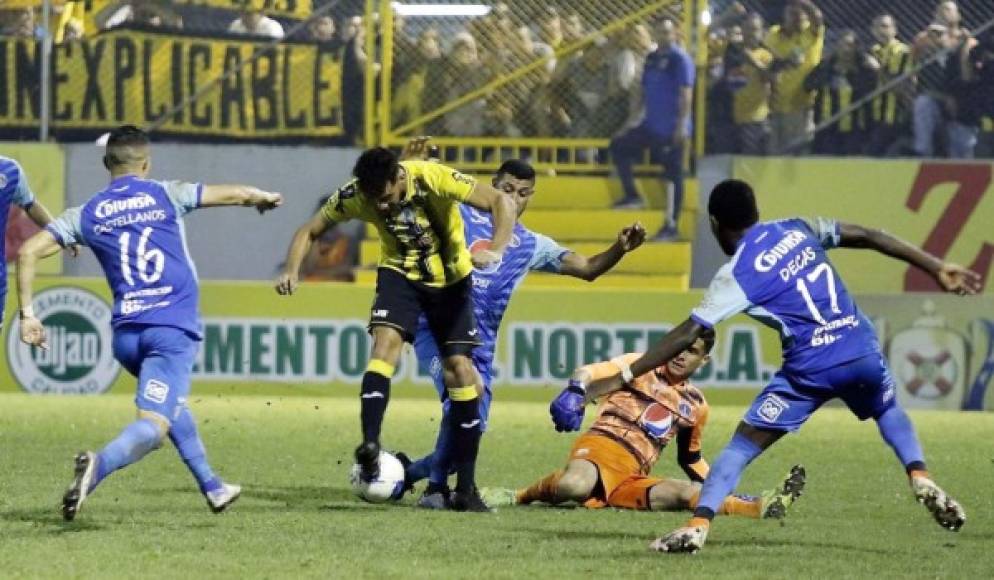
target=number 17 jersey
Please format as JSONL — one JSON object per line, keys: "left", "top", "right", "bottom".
{"left": 47, "top": 175, "right": 204, "bottom": 338}
{"left": 691, "top": 217, "right": 879, "bottom": 375}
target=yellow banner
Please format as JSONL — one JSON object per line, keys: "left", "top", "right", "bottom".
{"left": 4, "top": 1, "right": 311, "bottom": 19}
{"left": 0, "top": 29, "right": 342, "bottom": 140}
{"left": 733, "top": 157, "right": 994, "bottom": 293}
{"left": 0, "top": 143, "right": 63, "bottom": 276}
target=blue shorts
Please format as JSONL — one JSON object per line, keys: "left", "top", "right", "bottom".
{"left": 744, "top": 353, "right": 897, "bottom": 432}
{"left": 414, "top": 330, "right": 493, "bottom": 430}
{"left": 112, "top": 324, "right": 200, "bottom": 425}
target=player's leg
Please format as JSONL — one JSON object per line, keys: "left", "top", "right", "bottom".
{"left": 356, "top": 269, "right": 420, "bottom": 479}
{"left": 652, "top": 373, "right": 823, "bottom": 553}
{"left": 609, "top": 126, "right": 650, "bottom": 208}
{"left": 439, "top": 352, "right": 486, "bottom": 510}
{"left": 652, "top": 136, "right": 684, "bottom": 240}
{"left": 650, "top": 465, "right": 806, "bottom": 520}
{"left": 838, "top": 354, "right": 965, "bottom": 531}
{"left": 423, "top": 274, "right": 486, "bottom": 511}
{"left": 62, "top": 326, "right": 169, "bottom": 521}
{"left": 513, "top": 459, "right": 599, "bottom": 506}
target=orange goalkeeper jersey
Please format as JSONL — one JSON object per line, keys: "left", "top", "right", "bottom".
{"left": 585, "top": 353, "right": 711, "bottom": 481}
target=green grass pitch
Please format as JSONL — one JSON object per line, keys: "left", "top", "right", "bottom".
{"left": 1, "top": 389, "right": 991, "bottom": 578}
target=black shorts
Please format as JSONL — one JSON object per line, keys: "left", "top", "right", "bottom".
{"left": 369, "top": 268, "right": 480, "bottom": 356}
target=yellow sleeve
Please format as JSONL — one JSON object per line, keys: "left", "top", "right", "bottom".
{"left": 807, "top": 25, "right": 826, "bottom": 63}
{"left": 320, "top": 181, "right": 363, "bottom": 223}
{"left": 411, "top": 161, "right": 477, "bottom": 202}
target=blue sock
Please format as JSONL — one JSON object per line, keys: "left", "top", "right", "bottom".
{"left": 406, "top": 452, "right": 434, "bottom": 485}
{"left": 169, "top": 408, "right": 222, "bottom": 494}
{"left": 428, "top": 411, "right": 455, "bottom": 487}
{"left": 875, "top": 405, "right": 926, "bottom": 471}
{"left": 694, "top": 433, "right": 764, "bottom": 519}
{"left": 93, "top": 418, "right": 162, "bottom": 491}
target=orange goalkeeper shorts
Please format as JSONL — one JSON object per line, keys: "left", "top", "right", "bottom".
{"left": 568, "top": 433, "right": 664, "bottom": 510}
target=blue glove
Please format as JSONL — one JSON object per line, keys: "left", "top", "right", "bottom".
{"left": 550, "top": 380, "right": 586, "bottom": 432}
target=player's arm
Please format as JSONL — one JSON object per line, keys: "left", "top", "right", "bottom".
{"left": 550, "top": 353, "right": 640, "bottom": 432}
{"left": 558, "top": 223, "right": 646, "bottom": 282}
{"left": 200, "top": 184, "right": 283, "bottom": 213}
{"left": 836, "top": 222, "right": 982, "bottom": 295}
{"left": 276, "top": 210, "right": 335, "bottom": 296}
{"left": 463, "top": 182, "right": 516, "bottom": 260}
{"left": 16, "top": 230, "right": 67, "bottom": 348}
{"left": 675, "top": 405, "right": 710, "bottom": 483}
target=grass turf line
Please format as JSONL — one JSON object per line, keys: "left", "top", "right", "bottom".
{"left": 0, "top": 392, "right": 991, "bottom": 579}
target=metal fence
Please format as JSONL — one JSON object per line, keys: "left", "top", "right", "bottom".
{"left": 367, "top": 0, "right": 706, "bottom": 173}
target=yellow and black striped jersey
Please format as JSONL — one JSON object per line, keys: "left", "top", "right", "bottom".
{"left": 870, "top": 39, "right": 912, "bottom": 126}
{"left": 321, "top": 160, "right": 476, "bottom": 287}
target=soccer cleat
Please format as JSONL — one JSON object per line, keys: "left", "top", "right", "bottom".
{"left": 416, "top": 487, "right": 452, "bottom": 510}
{"left": 479, "top": 487, "right": 518, "bottom": 508}
{"left": 912, "top": 476, "right": 966, "bottom": 532}
{"left": 650, "top": 525, "right": 709, "bottom": 554}
{"left": 62, "top": 451, "right": 98, "bottom": 522}
{"left": 394, "top": 451, "right": 416, "bottom": 498}
{"left": 206, "top": 483, "right": 242, "bottom": 514}
{"left": 450, "top": 487, "right": 494, "bottom": 513}
{"left": 354, "top": 441, "right": 381, "bottom": 481}
{"left": 760, "top": 464, "right": 807, "bottom": 520}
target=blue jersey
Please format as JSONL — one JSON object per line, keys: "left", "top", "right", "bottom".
{"left": 640, "top": 45, "right": 695, "bottom": 136}
{"left": 414, "top": 205, "right": 571, "bottom": 383}
{"left": 47, "top": 175, "right": 204, "bottom": 338}
{"left": 692, "top": 217, "right": 879, "bottom": 375}
{"left": 0, "top": 156, "right": 37, "bottom": 305}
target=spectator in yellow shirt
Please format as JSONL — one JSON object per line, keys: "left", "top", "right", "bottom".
{"left": 765, "top": 0, "right": 825, "bottom": 154}
{"left": 731, "top": 14, "right": 774, "bottom": 155}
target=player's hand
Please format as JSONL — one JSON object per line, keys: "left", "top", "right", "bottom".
{"left": 549, "top": 381, "right": 586, "bottom": 432}
{"left": 255, "top": 192, "right": 283, "bottom": 214}
{"left": 471, "top": 248, "right": 502, "bottom": 269}
{"left": 275, "top": 271, "right": 299, "bottom": 295}
{"left": 618, "top": 222, "right": 647, "bottom": 252}
{"left": 66, "top": 244, "right": 80, "bottom": 258}
{"left": 19, "top": 315, "right": 48, "bottom": 349}
{"left": 401, "top": 136, "right": 433, "bottom": 161}
{"left": 935, "top": 263, "right": 982, "bottom": 295}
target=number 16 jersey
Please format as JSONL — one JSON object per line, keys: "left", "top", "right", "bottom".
{"left": 47, "top": 175, "right": 204, "bottom": 338}
{"left": 691, "top": 217, "right": 879, "bottom": 375}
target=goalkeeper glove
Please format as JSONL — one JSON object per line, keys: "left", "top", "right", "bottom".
{"left": 549, "top": 379, "right": 586, "bottom": 432}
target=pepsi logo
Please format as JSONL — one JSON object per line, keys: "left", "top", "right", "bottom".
{"left": 639, "top": 403, "right": 673, "bottom": 440}
{"left": 469, "top": 238, "right": 502, "bottom": 274}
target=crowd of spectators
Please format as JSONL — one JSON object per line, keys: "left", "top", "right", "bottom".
{"left": 707, "top": 0, "right": 994, "bottom": 158}
{"left": 1, "top": 1, "right": 992, "bottom": 158}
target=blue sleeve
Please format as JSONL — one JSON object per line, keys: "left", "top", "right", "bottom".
{"left": 160, "top": 180, "right": 203, "bottom": 216}
{"left": 528, "top": 232, "right": 571, "bottom": 273}
{"left": 12, "top": 161, "right": 35, "bottom": 209}
{"left": 45, "top": 206, "right": 86, "bottom": 247}
{"left": 690, "top": 262, "right": 750, "bottom": 328}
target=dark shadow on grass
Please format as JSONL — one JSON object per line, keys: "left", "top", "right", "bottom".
{"left": 250, "top": 485, "right": 355, "bottom": 505}
{"left": 1, "top": 507, "right": 106, "bottom": 533}
{"left": 511, "top": 526, "right": 644, "bottom": 541}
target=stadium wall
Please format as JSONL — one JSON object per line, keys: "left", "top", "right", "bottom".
{"left": 61, "top": 142, "right": 362, "bottom": 280}
{"left": 3, "top": 278, "right": 992, "bottom": 412}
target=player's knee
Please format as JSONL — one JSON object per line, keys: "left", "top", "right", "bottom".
{"left": 137, "top": 411, "right": 170, "bottom": 445}
{"left": 557, "top": 471, "right": 595, "bottom": 501}
{"left": 442, "top": 355, "right": 480, "bottom": 393}
{"left": 370, "top": 327, "right": 404, "bottom": 363}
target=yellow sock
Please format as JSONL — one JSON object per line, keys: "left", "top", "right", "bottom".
{"left": 516, "top": 470, "right": 564, "bottom": 504}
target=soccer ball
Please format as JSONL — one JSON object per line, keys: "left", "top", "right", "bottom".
{"left": 349, "top": 450, "right": 406, "bottom": 503}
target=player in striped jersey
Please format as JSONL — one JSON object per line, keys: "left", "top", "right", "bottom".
{"left": 398, "top": 139, "right": 647, "bottom": 509}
